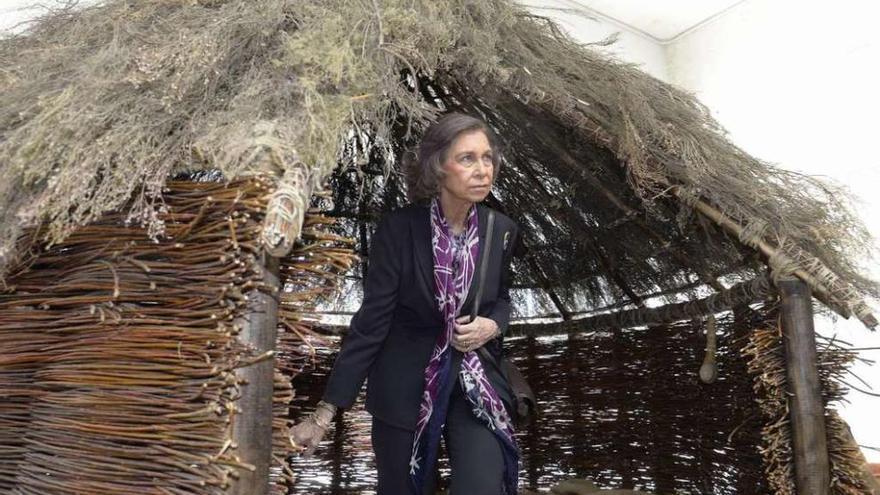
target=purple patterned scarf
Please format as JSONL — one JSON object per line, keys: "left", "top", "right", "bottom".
{"left": 408, "top": 198, "right": 519, "bottom": 494}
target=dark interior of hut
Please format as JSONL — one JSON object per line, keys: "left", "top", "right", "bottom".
{"left": 321, "top": 74, "right": 765, "bottom": 319}
{"left": 285, "top": 73, "right": 782, "bottom": 494}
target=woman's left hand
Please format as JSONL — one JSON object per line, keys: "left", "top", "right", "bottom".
{"left": 452, "top": 315, "right": 499, "bottom": 353}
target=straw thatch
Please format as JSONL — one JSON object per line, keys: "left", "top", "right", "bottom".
{"left": 1, "top": 0, "right": 878, "bottom": 328}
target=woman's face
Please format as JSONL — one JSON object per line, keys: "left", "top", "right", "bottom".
{"left": 439, "top": 130, "right": 494, "bottom": 205}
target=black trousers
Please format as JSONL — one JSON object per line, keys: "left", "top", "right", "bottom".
{"left": 371, "top": 383, "right": 505, "bottom": 494}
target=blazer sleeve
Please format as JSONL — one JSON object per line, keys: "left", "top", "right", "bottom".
{"left": 487, "top": 221, "right": 519, "bottom": 336}
{"left": 321, "top": 214, "right": 401, "bottom": 409}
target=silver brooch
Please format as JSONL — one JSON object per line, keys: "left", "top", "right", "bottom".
{"left": 503, "top": 230, "right": 510, "bottom": 250}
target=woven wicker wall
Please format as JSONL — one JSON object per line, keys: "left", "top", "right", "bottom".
{"left": 0, "top": 179, "right": 354, "bottom": 495}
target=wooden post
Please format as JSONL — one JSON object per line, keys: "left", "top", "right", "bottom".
{"left": 230, "top": 254, "right": 280, "bottom": 495}
{"left": 777, "top": 276, "right": 830, "bottom": 495}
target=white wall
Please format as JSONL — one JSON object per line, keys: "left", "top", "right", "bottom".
{"left": 666, "top": 0, "right": 880, "bottom": 462}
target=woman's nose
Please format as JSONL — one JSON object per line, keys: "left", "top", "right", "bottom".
{"left": 476, "top": 161, "right": 492, "bottom": 178}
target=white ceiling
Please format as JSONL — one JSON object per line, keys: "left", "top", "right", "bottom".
{"left": 556, "top": 0, "right": 745, "bottom": 42}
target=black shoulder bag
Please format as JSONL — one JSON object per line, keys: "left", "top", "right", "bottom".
{"left": 470, "top": 210, "right": 537, "bottom": 426}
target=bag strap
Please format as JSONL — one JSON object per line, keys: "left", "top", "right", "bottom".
{"left": 470, "top": 209, "right": 495, "bottom": 323}
{"left": 471, "top": 209, "right": 499, "bottom": 366}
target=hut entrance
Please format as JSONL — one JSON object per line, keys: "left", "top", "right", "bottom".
{"left": 279, "top": 76, "right": 867, "bottom": 493}
{"left": 288, "top": 314, "right": 772, "bottom": 493}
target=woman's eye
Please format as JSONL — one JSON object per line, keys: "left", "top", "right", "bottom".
{"left": 460, "top": 154, "right": 476, "bottom": 165}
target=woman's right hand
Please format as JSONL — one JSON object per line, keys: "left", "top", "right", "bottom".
{"left": 290, "top": 401, "right": 337, "bottom": 457}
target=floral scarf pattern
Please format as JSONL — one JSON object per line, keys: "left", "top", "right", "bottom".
{"left": 408, "top": 198, "right": 519, "bottom": 494}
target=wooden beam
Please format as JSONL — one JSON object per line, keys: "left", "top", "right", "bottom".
{"left": 514, "top": 278, "right": 705, "bottom": 317}
{"left": 777, "top": 276, "right": 830, "bottom": 495}
{"left": 323, "top": 211, "right": 380, "bottom": 222}
{"left": 506, "top": 275, "right": 772, "bottom": 337}
{"left": 671, "top": 185, "right": 878, "bottom": 329}
{"left": 230, "top": 254, "right": 280, "bottom": 495}
{"left": 316, "top": 276, "right": 772, "bottom": 337}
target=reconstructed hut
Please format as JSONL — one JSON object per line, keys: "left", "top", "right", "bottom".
{"left": 1, "top": 1, "right": 878, "bottom": 494}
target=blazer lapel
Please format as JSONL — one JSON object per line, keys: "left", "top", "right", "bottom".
{"left": 412, "top": 202, "right": 488, "bottom": 320}
{"left": 413, "top": 204, "right": 442, "bottom": 320}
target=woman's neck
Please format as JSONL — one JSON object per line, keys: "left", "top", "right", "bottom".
{"left": 438, "top": 192, "right": 473, "bottom": 235}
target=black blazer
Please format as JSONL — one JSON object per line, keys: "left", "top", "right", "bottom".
{"left": 322, "top": 202, "right": 520, "bottom": 430}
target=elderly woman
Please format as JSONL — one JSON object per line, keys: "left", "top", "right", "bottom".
{"left": 291, "top": 112, "right": 522, "bottom": 495}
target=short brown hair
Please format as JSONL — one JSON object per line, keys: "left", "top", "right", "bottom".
{"left": 403, "top": 112, "right": 503, "bottom": 204}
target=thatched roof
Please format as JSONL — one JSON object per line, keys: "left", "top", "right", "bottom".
{"left": 1, "top": 0, "right": 877, "bottom": 327}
